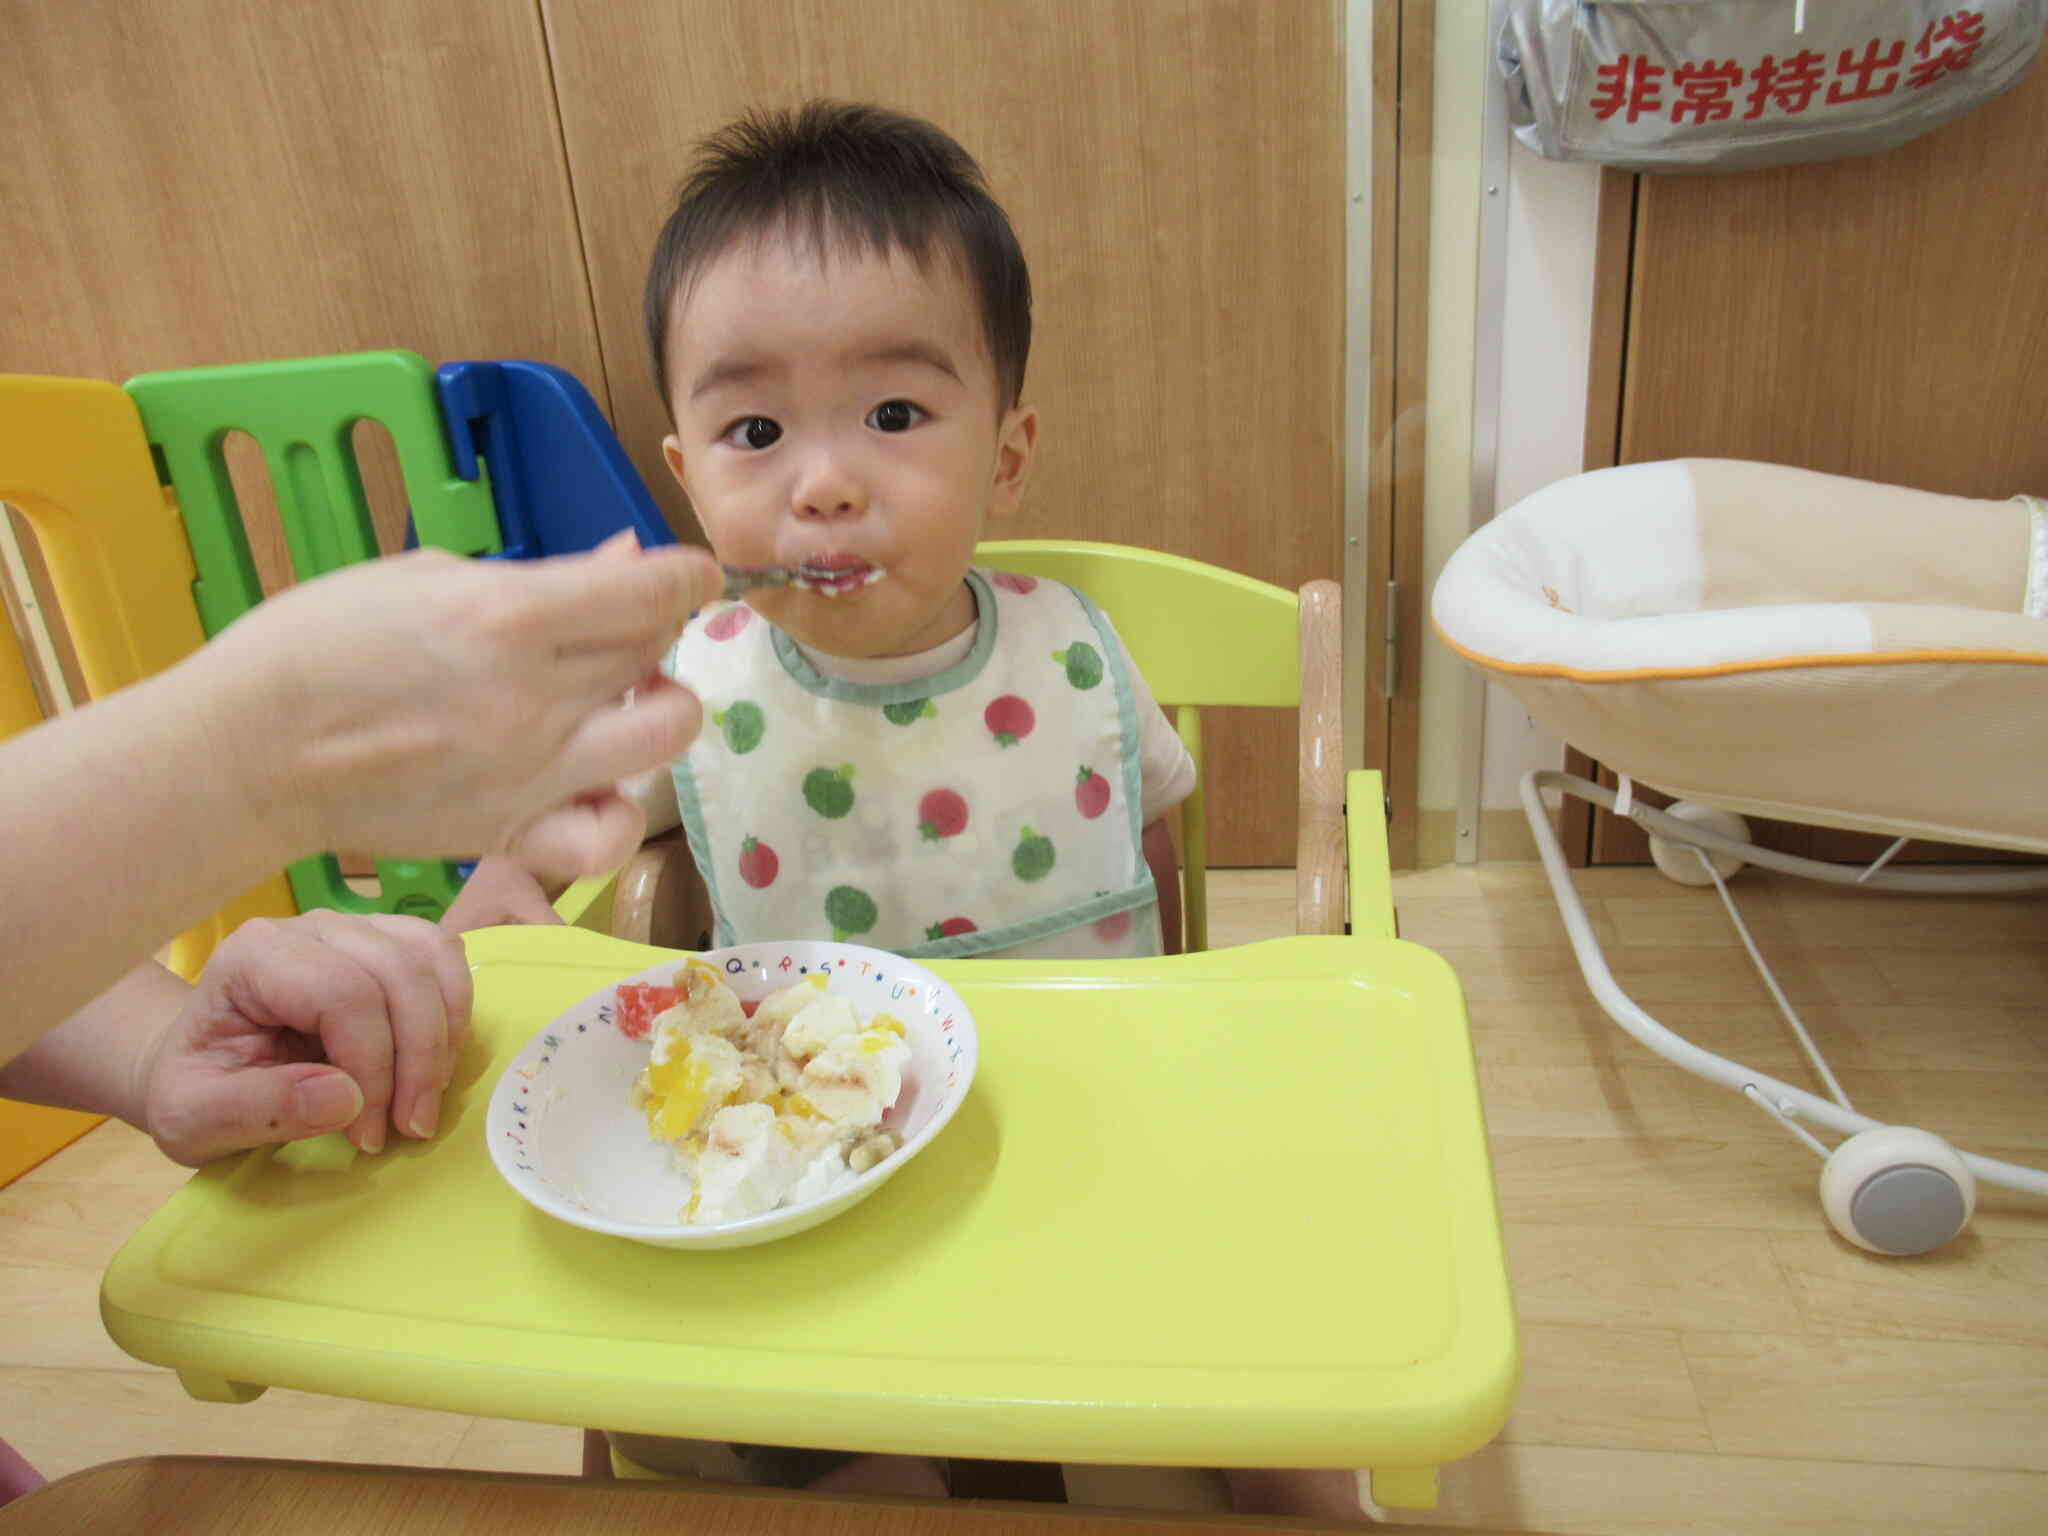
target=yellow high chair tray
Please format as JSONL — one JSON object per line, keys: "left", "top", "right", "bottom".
{"left": 101, "top": 926, "right": 1514, "bottom": 1505}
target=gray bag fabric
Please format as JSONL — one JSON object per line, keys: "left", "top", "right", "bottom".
{"left": 1500, "top": 2, "right": 2048, "bottom": 171}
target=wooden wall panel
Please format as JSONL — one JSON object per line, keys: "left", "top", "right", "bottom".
{"left": 1620, "top": 71, "right": 2048, "bottom": 497}
{"left": 542, "top": 0, "right": 1345, "bottom": 865}
{"left": 0, "top": 0, "right": 608, "bottom": 581}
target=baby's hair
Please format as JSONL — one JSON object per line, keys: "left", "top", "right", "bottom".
{"left": 644, "top": 100, "right": 1032, "bottom": 412}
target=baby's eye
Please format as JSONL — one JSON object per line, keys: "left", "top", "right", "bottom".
{"left": 722, "top": 416, "right": 782, "bottom": 450}
{"left": 866, "top": 400, "right": 926, "bottom": 433}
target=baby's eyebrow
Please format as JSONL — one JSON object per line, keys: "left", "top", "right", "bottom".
{"left": 853, "top": 340, "right": 961, "bottom": 384}
{"left": 688, "top": 355, "right": 777, "bottom": 401}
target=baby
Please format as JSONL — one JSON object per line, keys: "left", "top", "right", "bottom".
{"left": 458, "top": 99, "right": 1360, "bottom": 1522}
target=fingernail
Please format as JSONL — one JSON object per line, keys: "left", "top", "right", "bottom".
{"left": 294, "top": 1074, "right": 363, "bottom": 1131}
{"left": 409, "top": 1093, "right": 441, "bottom": 1140}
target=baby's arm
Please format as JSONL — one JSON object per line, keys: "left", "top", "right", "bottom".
{"left": 1130, "top": 667, "right": 1196, "bottom": 954}
{"left": 439, "top": 857, "right": 562, "bottom": 932}
{"left": 1142, "top": 817, "right": 1184, "bottom": 955}
{"left": 441, "top": 770, "right": 684, "bottom": 933}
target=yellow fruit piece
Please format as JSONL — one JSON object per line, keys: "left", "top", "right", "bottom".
{"left": 644, "top": 1040, "right": 740, "bottom": 1142}
{"left": 856, "top": 1024, "right": 904, "bottom": 1057}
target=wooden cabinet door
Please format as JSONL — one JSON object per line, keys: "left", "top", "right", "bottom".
{"left": 0, "top": 0, "right": 607, "bottom": 587}
{"left": 1579, "top": 58, "right": 2048, "bottom": 865}
{"left": 540, "top": 0, "right": 1346, "bottom": 866}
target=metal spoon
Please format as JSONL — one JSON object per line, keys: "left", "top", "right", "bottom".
{"left": 718, "top": 563, "right": 882, "bottom": 599}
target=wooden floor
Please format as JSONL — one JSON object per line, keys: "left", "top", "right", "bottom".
{"left": 3, "top": 865, "right": 2045, "bottom": 1533}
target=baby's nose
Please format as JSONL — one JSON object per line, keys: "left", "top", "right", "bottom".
{"left": 793, "top": 451, "right": 867, "bottom": 519}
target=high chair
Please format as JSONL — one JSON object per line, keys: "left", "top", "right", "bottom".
{"left": 11, "top": 355, "right": 1513, "bottom": 1516}
{"left": 580, "top": 542, "right": 1389, "bottom": 1510}
{"left": 592, "top": 541, "right": 1391, "bottom": 955}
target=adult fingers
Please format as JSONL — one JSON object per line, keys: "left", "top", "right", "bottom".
{"left": 526, "top": 544, "right": 721, "bottom": 655}
{"left": 507, "top": 790, "right": 648, "bottom": 884}
{"left": 295, "top": 912, "right": 461, "bottom": 1146}
{"left": 200, "top": 920, "right": 398, "bottom": 1155}
{"left": 358, "top": 913, "right": 473, "bottom": 1115}
{"left": 532, "top": 675, "right": 705, "bottom": 803}
{"left": 159, "top": 1063, "right": 365, "bottom": 1167}
{"left": 546, "top": 630, "right": 682, "bottom": 707}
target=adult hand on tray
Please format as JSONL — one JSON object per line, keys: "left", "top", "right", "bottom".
{"left": 137, "top": 910, "right": 473, "bottom": 1164}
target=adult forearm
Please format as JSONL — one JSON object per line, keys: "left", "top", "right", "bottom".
{"left": 0, "top": 651, "right": 295, "bottom": 1061}
{"left": 0, "top": 542, "right": 718, "bottom": 1066}
{"left": 0, "top": 961, "right": 185, "bottom": 1124}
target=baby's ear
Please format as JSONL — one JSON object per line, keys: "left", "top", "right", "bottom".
{"left": 661, "top": 434, "right": 689, "bottom": 490}
{"left": 993, "top": 405, "right": 1038, "bottom": 502}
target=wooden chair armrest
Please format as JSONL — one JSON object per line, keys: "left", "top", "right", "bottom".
{"left": 1296, "top": 578, "right": 1346, "bottom": 935}
{"left": 607, "top": 829, "right": 714, "bottom": 950}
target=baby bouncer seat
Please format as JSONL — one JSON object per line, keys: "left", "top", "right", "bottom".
{"left": 1433, "top": 457, "right": 2048, "bottom": 1254}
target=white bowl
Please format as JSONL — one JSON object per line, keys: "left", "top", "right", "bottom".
{"left": 485, "top": 940, "right": 978, "bottom": 1249}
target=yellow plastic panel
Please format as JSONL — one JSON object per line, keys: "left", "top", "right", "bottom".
{"left": 0, "top": 592, "right": 42, "bottom": 743}
{"left": 0, "top": 376, "right": 204, "bottom": 696}
{"left": 554, "top": 873, "right": 616, "bottom": 934}
{"left": 1347, "top": 770, "right": 1396, "bottom": 940}
{"left": 0, "top": 1099, "right": 103, "bottom": 1187}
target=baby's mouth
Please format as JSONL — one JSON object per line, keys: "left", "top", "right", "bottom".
{"left": 791, "top": 557, "right": 887, "bottom": 597}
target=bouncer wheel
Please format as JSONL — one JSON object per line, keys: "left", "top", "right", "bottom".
{"left": 1647, "top": 801, "right": 1751, "bottom": 887}
{"left": 1820, "top": 1126, "right": 1976, "bottom": 1255}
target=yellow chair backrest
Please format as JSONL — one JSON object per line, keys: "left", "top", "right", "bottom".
{"left": 0, "top": 375, "right": 298, "bottom": 977}
{"left": 976, "top": 540, "right": 1301, "bottom": 706}
{"left": 975, "top": 540, "right": 1304, "bottom": 953}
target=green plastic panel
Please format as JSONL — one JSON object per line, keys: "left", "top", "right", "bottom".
{"left": 125, "top": 349, "right": 500, "bottom": 637}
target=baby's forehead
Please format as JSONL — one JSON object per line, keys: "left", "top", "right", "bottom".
{"left": 669, "top": 230, "right": 995, "bottom": 370}
{"left": 682, "top": 224, "right": 972, "bottom": 312}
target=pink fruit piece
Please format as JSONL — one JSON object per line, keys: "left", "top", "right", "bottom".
{"left": 738, "top": 835, "right": 779, "bottom": 889}
{"left": 703, "top": 605, "right": 753, "bottom": 641}
{"left": 918, "top": 788, "right": 969, "bottom": 840}
{"left": 991, "top": 571, "right": 1039, "bottom": 595}
{"left": 984, "top": 694, "right": 1035, "bottom": 747}
{"left": 1075, "top": 766, "right": 1111, "bottom": 819}
{"left": 614, "top": 983, "right": 681, "bottom": 1040}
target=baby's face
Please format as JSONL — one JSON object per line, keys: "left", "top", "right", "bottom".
{"left": 661, "top": 237, "right": 1034, "bottom": 659}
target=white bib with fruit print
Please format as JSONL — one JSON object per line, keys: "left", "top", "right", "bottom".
{"left": 665, "top": 567, "right": 1161, "bottom": 961}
